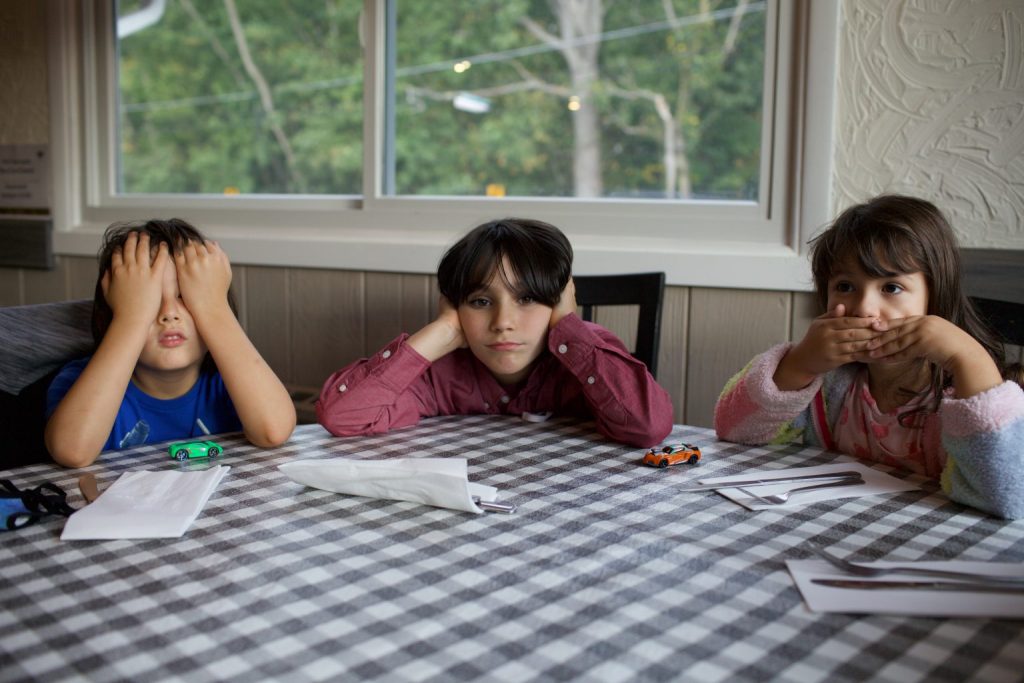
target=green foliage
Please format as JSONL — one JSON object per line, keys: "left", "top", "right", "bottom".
{"left": 117, "top": 0, "right": 764, "bottom": 200}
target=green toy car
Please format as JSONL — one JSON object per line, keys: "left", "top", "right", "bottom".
{"left": 168, "top": 440, "right": 223, "bottom": 461}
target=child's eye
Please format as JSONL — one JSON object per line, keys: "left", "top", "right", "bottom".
{"left": 518, "top": 296, "right": 536, "bottom": 305}
{"left": 882, "top": 283, "right": 904, "bottom": 294}
{"left": 833, "top": 281, "right": 854, "bottom": 293}
{"left": 467, "top": 297, "right": 491, "bottom": 308}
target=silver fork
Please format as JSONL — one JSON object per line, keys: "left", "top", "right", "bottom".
{"left": 809, "top": 544, "right": 1024, "bottom": 585}
{"left": 738, "top": 476, "right": 863, "bottom": 505}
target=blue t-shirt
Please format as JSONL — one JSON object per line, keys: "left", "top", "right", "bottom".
{"left": 46, "top": 357, "right": 242, "bottom": 452}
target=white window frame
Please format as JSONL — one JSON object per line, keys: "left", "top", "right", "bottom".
{"left": 47, "top": 0, "right": 838, "bottom": 291}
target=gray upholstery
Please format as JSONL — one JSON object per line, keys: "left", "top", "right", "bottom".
{"left": 0, "top": 299, "right": 94, "bottom": 395}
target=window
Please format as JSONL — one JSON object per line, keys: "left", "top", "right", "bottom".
{"left": 115, "top": 0, "right": 363, "bottom": 195}
{"left": 389, "top": 1, "right": 766, "bottom": 201}
{"left": 48, "top": 1, "right": 838, "bottom": 289}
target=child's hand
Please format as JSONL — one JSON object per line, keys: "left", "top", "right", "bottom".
{"left": 102, "top": 232, "right": 168, "bottom": 326}
{"left": 437, "top": 297, "right": 467, "bottom": 349}
{"left": 174, "top": 239, "right": 233, "bottom": 318}
{"left": 549, "top": 277, "right": 577, "bottom": 329}
{"left": 774, "top": 304, "right": 881, "bottom": 390}
{"left": 864, "top": 315, "right": 1002, "bottom": 397}
{"left": 408, "top": 297, "right": 466, "bottom": 361}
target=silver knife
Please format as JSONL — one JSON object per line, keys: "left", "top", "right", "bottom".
{"left": 811, "top": 579, "right": 1024, "bottom": 594}
{"left": 678, "top": 470, "right": 863, "bottom": 493}
{"left": 472, "top": 496, "right": 517, "bottom": 513}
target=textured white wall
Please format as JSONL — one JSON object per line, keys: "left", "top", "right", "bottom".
{"left": 834, "top": 0, "right": 1024, "bottom": 247}
{"left": 0, "top": 3, "right": 48, "bottom": 144}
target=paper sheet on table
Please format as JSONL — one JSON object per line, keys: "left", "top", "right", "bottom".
{"left": 61, "top": 466, "right": 229, "bottom": 540}
{"left": 698, "top": 462, "right": 918, "bottom": 510}
{"left": 787, "top": 559, "right": 1024, "bottom": 617}
{"left": 278, "top": 458, "right": 499, "bottom": 514}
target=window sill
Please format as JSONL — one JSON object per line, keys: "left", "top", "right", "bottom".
{"left": 53, "top": 221, "right": 813, "bottom": 291}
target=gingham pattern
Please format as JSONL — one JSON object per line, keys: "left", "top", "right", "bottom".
{"left": 2, "top": 417, "right": 1023, "bottom": 683}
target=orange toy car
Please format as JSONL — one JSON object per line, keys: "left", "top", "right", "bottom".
{"left": 641, "top": 443, "right": 701, "bottom": 468}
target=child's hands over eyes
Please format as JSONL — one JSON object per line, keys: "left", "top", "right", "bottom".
{"left": 774, "top": 304, "right": 881, "bottom": 390}
{"left": 549, "top": 277, "right": 577, "bottom": 329}
{"left": 102, "top": 232, "right": 168, "bottom": 326}
{"left": 173, "top": 239, "right": 233, "bottom": 317}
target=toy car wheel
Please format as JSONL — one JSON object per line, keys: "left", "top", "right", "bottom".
{"left": 659, "top": 459, "right": 668, "bottom": 468}
{"left": 174, "top": 449, "right": 189, "bottom": 461}
{"left": 208, "top": 446, "right": 221, "bottom": 458}
{"left": 687, "top": 455, "right": 699, "bottom": 465}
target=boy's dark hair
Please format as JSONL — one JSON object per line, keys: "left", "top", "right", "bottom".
{"left": 438, "top": 218, "right": 573, "bottom": 307}
{"left": 809, "top": 194, "right": 1016, "bottom": 408}
{"left": 92, "top": 219, "right": 238, "bottom": 360}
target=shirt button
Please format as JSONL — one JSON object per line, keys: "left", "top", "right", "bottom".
{"left": 587, "top": 376, "right": 595, "bottom": 385}
{"left": 382, "top": 350, "right": 392, "bottom": 359}
{"left": 338, "top": 383, "right": 348, "bottom": 393}
{"left": 500, "top": 395, "right": 510, "bottom": 404}
{"left": 558, "top": 343, "right": 568, "bottom": 354}
{"left": 483, "top": 402, "right": 490, "bottom": 410}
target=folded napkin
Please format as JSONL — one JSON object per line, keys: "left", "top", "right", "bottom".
{"left": 698, "top": 462, "right": 918, "bottom": 510}
{"left": 61, "top": 466, "right": 229, "bottom": 540}
{"left": 787, "top": 559, "right": 1024, "bottom": 618}
{"left": 279, "top": 458, "right": 499, "bottom": 514}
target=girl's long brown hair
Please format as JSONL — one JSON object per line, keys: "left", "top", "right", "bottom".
{"left": 809, "top": 195, "right": 1016, "bottom": 412}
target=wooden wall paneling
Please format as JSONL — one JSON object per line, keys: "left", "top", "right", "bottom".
{"left": 685, "top": 288, "right": 791, "bottom": 428}
{"left": 0, "top": 268, "right": 22, "bottom": 306}
{"left": 232, "top": 265, "right": 248, "bottom": 330}
{"left": 592, "top": 305, "right": 639, "bottom": 355}
{"left": 244, "top": 266, "right": 292, "bottom": 384}
{"left": 658, "top": 285, "right": 689, "bottom": 423}
{"left": 364, "top": 272, "right": 432, "bottom": 353}
{"left": 22, "top": 258, "right": 70, "bottom": 304}
{"left": 428, "top": 278, "right": 440, "bottom": 319}
{"left": 401, "top": 274, "right": 433, "bottom": 334}
{"left": 790, "top": 291, "right": 819, "bottom": 342}
{"left": 289, "top": 268, "right": 364, "bottom": 387}
{"left": 67, "top": 256, "right": 97, "bottom": 301}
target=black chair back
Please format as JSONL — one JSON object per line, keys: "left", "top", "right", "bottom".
{"left": 573, "top": 272, "right": 665, "bottom": 376}
{"left": 962, "top": 249, "right": 1024, "bottom": 348}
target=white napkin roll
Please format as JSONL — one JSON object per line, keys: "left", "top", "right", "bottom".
{"left": 279, "top": 458, "right": 498, "bottom": 514}
{"left": 61, "top": 466, "right": 229, "bottom": 540}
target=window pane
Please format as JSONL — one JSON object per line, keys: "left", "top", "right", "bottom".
{"left": 115, "top": 0, "right": 363, "bottom": 195}
{"left": 389, "top": 0, "right": 765, "bottom": 200}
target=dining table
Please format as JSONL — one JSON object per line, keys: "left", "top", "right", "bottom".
{"left": 2, "top": 415, "right": 1022, "bottom": 682}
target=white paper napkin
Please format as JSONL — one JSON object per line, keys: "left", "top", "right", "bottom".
{"left": 61, "top": 466, "right": 229, "bottom": 540}
{"left": 279, "top": 458, "right": 500, "bottom": 514}
{"left": 787, "top": 559, "right": 1024, "bottom": 617}
{"left": 697, "top": 462, "right": 918, "bottom": 510}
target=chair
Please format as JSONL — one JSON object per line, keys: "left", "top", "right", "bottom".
{"left": 573, "top": 272, "right": 665, "bottom": 376}
{"left": 961, "top": 248, "right": 1024, "bottom": 347}
{"left": 0, "top": 299, "right": 95, "bottom": 469}
{"left": 971, "top": 297, "right": 1024, "bottom": 347}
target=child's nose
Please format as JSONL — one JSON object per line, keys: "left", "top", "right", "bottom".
{"left": 849, "top": 292, "right": 879, "bottom": 318}
{"left": 490, "top": 302, "right": 515, "bottom": 330}
{"left": 158, "top": 296, "right": 182, "bottom": 323}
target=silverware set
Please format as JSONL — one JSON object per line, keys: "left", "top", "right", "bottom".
{"left": 807, "top": 543, "right": 1024, "bottom": 592}
{"left": 679, "top": 470, "right": 865, "bottom": 505}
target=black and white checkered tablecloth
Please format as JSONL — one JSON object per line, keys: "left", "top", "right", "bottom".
{"left": 2, "top": 417, "right": 1023, "bottom": 682}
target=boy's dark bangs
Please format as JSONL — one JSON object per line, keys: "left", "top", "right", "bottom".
{"left": 459, "top": 235, "right": 560, "bottom": 306}
{"left": 497, "top": 239, "right": 562, "bottom": 305}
